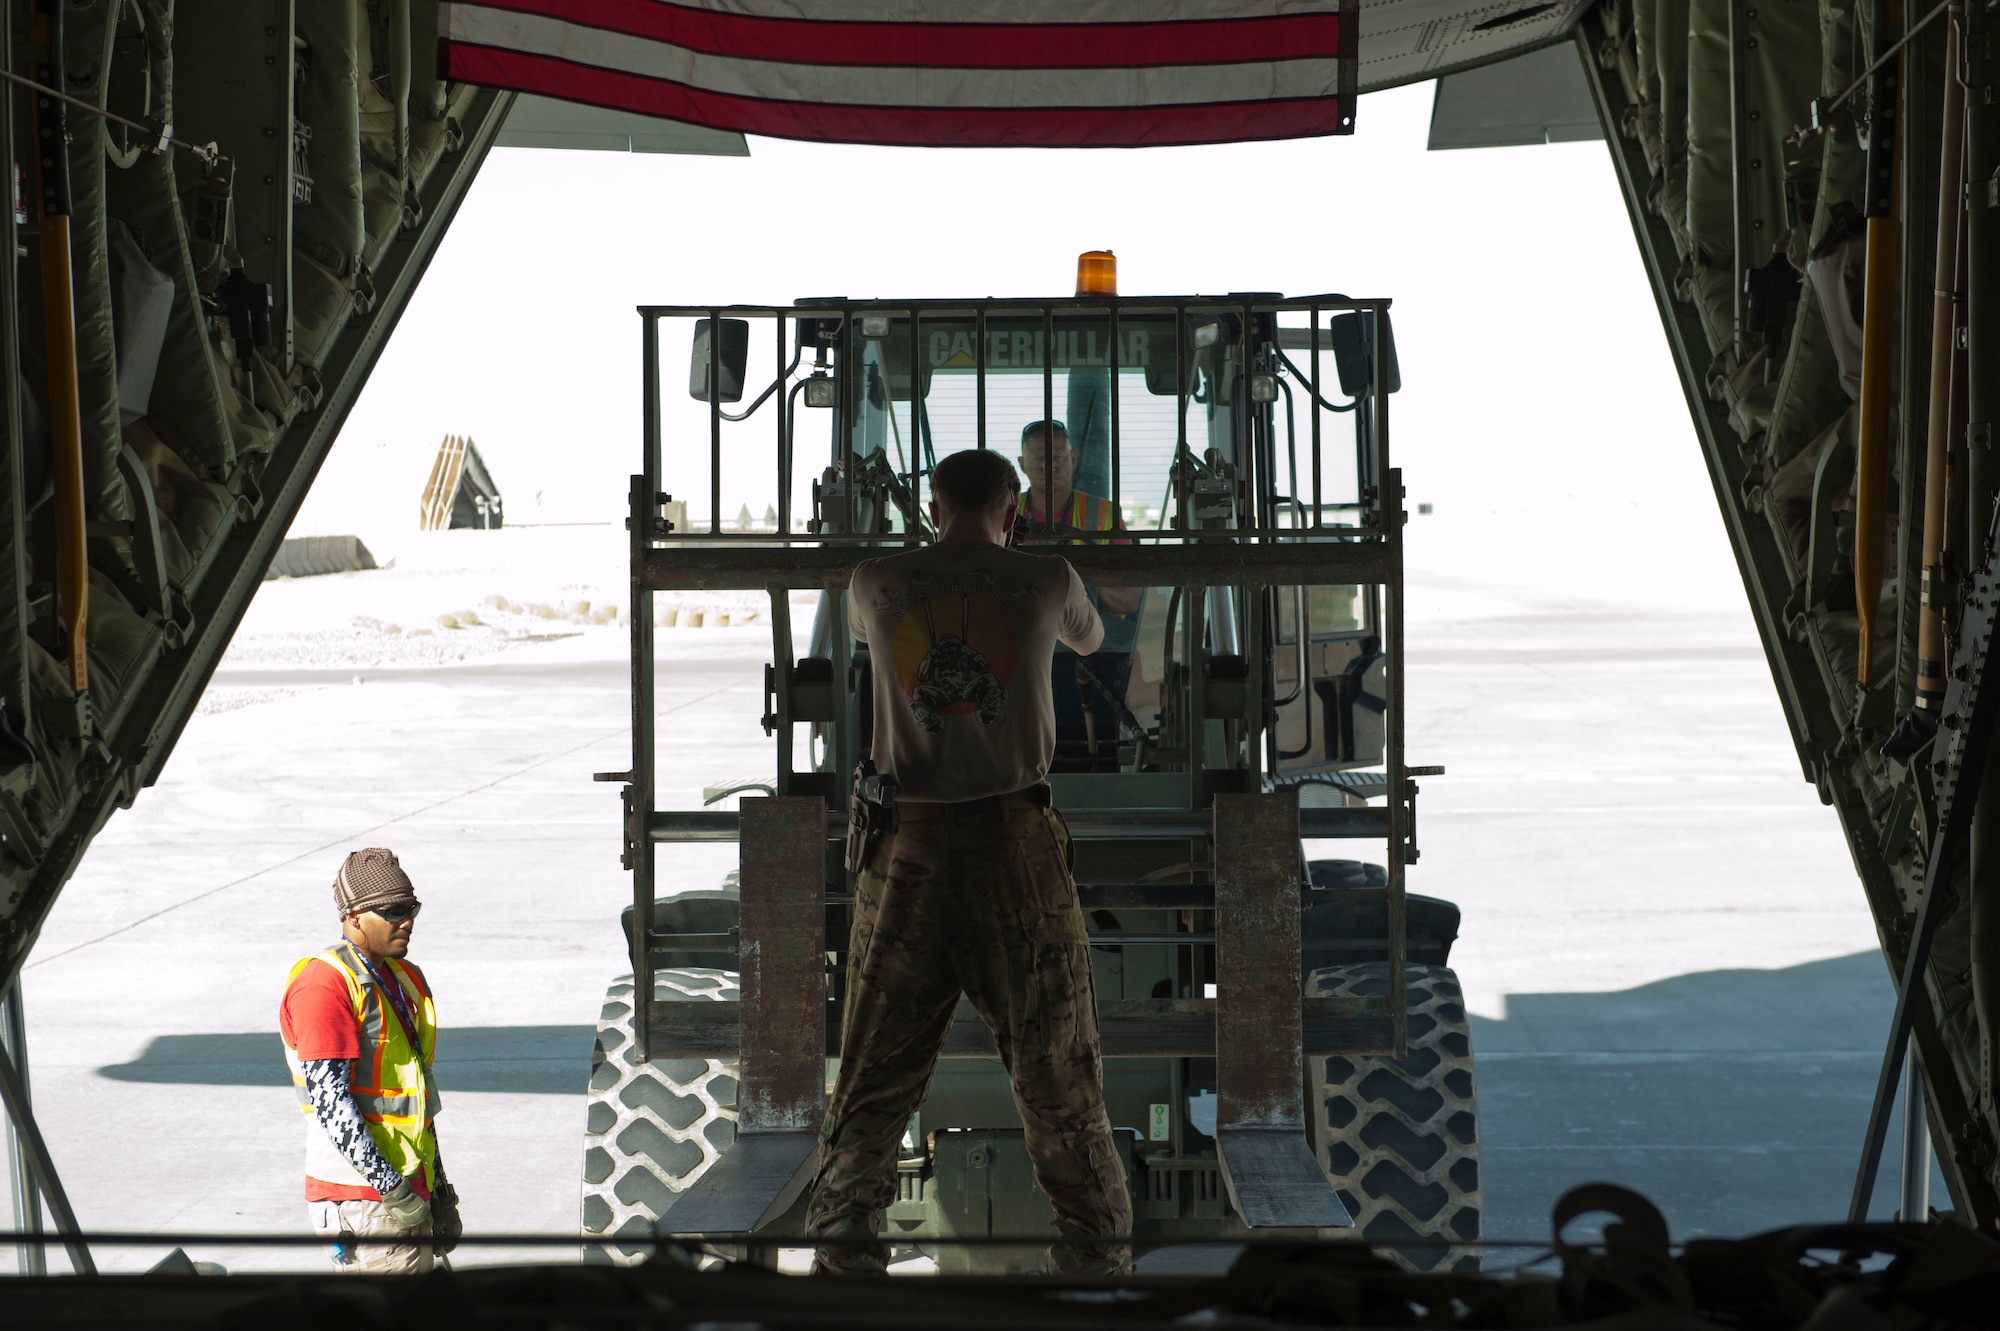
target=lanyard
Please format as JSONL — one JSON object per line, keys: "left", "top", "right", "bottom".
{"left": 350, "top": 946, "right": 421, "bottom": 1052}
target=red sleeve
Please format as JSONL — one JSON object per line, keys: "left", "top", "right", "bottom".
{"left": 280, "top": 959, "right": 361, "bottom": 1061}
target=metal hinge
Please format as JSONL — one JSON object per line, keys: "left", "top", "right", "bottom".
{"left": 1924, "top": 563, "right": 1962, "bottom": 613}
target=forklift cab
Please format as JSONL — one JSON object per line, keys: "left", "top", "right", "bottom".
{"left": 797, "top": 295, "right": 1398, "bottom": 786}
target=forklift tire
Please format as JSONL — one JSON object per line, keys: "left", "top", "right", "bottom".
{"left": 581, "top": 968, "right": 740, "bottom": 1262}
{"left": 1306, "top": 962, "right": 1481, "bottom": 1273}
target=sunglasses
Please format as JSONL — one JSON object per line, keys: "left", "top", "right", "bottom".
{"left": 1019, "top": 419, "right": 1069, "bottom": 444}
{"left": 370, "top": 902, "right": 422, "bottom": 923}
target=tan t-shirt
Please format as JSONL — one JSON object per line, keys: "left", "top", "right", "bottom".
{"left": 848, "top": 541, "right": 1103, "bottom": 803}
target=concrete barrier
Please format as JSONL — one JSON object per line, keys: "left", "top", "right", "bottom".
{"left": 263, "top": 535, "right": 379, "bottom": 580}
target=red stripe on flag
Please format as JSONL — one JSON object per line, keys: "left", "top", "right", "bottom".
{"left": 445, "top": 41, "right": 1352, "bottom": 147}
{"left": 455, "top": 0, "right": 1342, "bottom": 70}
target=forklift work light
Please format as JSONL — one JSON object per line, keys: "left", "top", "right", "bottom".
{"left": 1075, "top": 249, "right": 1117, "bottom": 296}
{"left": 1192, "top": 320, "right": 1222, "bottom": 349}
{"left": 858, "top": 314, "right": 891, "bottom": 339}
{"left": 1250, "top": 372, "right": 1278, "bottom": 402}
{"left": 804, "top": 375, "right": 837, "bottom": 408}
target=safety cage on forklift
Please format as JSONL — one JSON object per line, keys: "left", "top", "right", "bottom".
{"left": 593, "top": 292, "right": 1455, "bottom": 1262}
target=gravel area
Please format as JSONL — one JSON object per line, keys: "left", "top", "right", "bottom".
{"left": 219, "top": 526, "right": 779, "bottom": 674}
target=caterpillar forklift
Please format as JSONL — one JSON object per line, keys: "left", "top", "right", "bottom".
{"left": 583, "top": 258, "right": 1478, "bottom": 1273}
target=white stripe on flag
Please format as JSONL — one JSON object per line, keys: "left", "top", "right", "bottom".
{"left": 644, "top": 0, "right": 1332, "bottom": 21}
{"left": 448, "top": 7, "right": 1339, "bottom": 110}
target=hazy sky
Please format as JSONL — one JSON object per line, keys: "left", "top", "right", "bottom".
{"left": 297, "top": 80, "right": 1741, "bottom": 611}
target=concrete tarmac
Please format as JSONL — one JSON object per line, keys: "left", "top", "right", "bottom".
{"left": 1393, "top": 575, "right": 1939, "bottom": 1251}
{"left": 5, "top": 574, "right": 1937, "bottom": 1274}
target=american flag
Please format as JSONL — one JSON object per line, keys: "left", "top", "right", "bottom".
{"left": 438, "top": 1, "right": 1355, "bottom": 149}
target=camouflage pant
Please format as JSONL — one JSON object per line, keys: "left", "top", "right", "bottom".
{"left": 805, "top": 797, "right": 1132, "bottom": 1274}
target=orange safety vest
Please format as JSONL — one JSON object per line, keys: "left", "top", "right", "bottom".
{"left": 1017, "top": 488, "right": 1125, "bottom": 542}
{"left": 283, "top": 941, "right": 440, "bottom": 1190}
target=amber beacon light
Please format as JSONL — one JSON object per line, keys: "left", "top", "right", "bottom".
{"left": 1075, "top": 250, "right": 1117, "bottom": 296}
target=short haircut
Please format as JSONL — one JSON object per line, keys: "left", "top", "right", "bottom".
{"left": 1020, "top": 419, "right": 1071, "bottom": 450}
{"left": 932, "top": 448, "right": 1021, "bottom": 513}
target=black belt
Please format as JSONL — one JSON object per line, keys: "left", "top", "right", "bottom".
{"left": 895, "top": 782, "right": 1052, "bottom": 822}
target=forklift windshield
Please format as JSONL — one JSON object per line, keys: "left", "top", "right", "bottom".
{"left": 836, "top": 308, "right": 1386, "bottom": 778}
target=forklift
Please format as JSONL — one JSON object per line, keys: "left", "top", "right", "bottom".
{"left": 584, "top": 257, "right": 1477, "bottom": 1273}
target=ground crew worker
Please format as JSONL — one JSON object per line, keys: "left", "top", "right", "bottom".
{"left": 1017, "top": 420, "right": 1139, "bottom": 618}
{"left": 1018, "top": 420, "right": 1141, "bottom": 764}
{"left": 278, "top": 848, "right": 461, "bottom": 1273}
{"left": 806, "top": 447, "right": 1133, "bottom": 1275}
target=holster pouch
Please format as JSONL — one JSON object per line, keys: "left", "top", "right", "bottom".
{"left": 845, "top": 760, "right": 899, "bottom": 876}
{"left": 844, "top": 791, "right": 872, "bottom": 876}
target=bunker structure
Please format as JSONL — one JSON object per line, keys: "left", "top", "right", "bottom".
{"left": 417, "top": 433, "right": 502, "bottom": 532}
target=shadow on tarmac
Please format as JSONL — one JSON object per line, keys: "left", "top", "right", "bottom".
{"left": 1469, "top": 949, "right": 1945, "bottom": 1246}
{"left": 98, "top": 1025, "right": 593, "bottom": 1094}
{"left": 98, "top": 951, "right": 1940, "bottom": 1242}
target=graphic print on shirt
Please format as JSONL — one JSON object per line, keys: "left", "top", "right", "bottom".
{"left": 891, "top": 570, "right": 1021, "bottom": 733}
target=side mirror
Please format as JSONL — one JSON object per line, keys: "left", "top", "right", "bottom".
{"left": 1326, "top": 311, "right": 1401, "bottom": 397}
{"left": 689, "top": 318, "right": 749, "bottom": 403}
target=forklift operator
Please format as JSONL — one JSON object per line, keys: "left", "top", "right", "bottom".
{"left": 1017, "top": 420, "right": 1140, "bottom": 619}
{"left": 806, "top": 447, "right": 1134, "bottom": 1275}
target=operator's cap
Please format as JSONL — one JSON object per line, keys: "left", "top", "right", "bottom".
{"left": 333, "top": 848, "right": 419, "bottom": 918}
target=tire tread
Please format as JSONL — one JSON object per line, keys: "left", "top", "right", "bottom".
{"left": 1308, "top": 962, "right": 1481, "bottom": 1273}
{"left": 581, "top": 968, "right": 741, "bottom": 1263}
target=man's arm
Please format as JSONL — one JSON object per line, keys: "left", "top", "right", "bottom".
{"left": 1095, "top": 508, "right": 1140, "bottom": 617}
{"left": 300, "top": 1058, "right": 405, "bottom": 1196}
{"left": 1057, "top": 562, "right": 1106, "bottom": 656}
{"left": 1096, "top": 585, "right": 1141, "bottom": 617}
{"left": 285, "top": 961, "right": 402, "bottom": 1192}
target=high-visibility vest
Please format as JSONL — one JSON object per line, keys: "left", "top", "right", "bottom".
{"left": 1018, "top": 488, "right": 1123, "bottom": 541}
{"left": 283, "top": 941, "right": 440, "bottom": 1191}
{"left": 1019, "top": 489, "right": 1137, "bottom": 634}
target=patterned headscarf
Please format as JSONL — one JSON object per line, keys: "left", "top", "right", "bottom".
{"left": 333, "top": 847, "right": 419, "bottom": 918}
